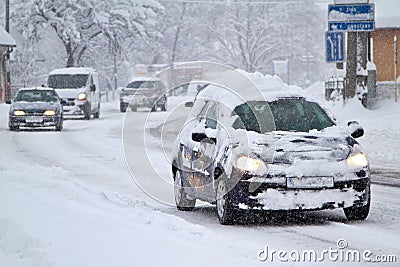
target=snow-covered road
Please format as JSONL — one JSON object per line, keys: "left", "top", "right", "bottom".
{"left": 1, "top": 100, "right": 399, "bottom": 266}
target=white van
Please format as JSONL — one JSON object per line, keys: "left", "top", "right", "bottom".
{"left": 47, "top": 67, "right": 100, "bottom": 119}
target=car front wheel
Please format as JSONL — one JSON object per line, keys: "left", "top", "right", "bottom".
{"left": 94, "top": 103, "right": 100, "bottom": 119}
{"left": 344, "top": 185, "right": 371, "bottom": 221}
{"left": 84, "top": 103, "right": 91, "bottom": 120}
{"left": 9, "top": 124, "right": 18, "bottom": 131}
{"left": 174, "top": 170, "right": 196, "bottom": 211}
{"left": 216, "top": 179, "right": 234, "bottom": 225}
{"left": 55, "top": 118, "right": 63, "bottom": 131}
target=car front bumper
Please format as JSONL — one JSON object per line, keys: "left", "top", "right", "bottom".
{"left": 227, "top": 169, "right": 370, "bottom": 211}
{"left": 9, "top": 115, "right": 62, "bottom": 128}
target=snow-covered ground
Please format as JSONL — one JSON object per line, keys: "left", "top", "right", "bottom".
{"left": 1, "top": 75, "right": 400, "bottom": 266}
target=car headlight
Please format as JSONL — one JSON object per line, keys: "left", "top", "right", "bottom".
{"left": 77, "top": 93, "right": 87, "bottom": 100}
{"left": 13, "top": 110, "right": 25, "bottom": 116}
{"left": 43, "top": 110, "right": 56, "bottom": 116}
{"left": 346, "top": 153, "right": 368, "bottom": 168}
{"left": 235, "top": 155, "right": 268, "bottom": 175}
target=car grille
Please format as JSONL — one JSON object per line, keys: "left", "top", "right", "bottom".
{"left": 23, "top": 109, "right": 46, "bottom": 116}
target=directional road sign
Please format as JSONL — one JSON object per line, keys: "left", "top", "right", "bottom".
{"left": 326, "top": 31, "right": 345, "bottom": 63}
{"left": 328, "top": 4, "right": 374, "bottom": 22}
{"left": 328, "top": 21, "right": 374, "bottom": 32}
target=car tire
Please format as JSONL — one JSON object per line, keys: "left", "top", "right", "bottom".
{"left": 9, "top": 125, "right": 18, "bottom": 131}
{"left": 216, "top": 179, "right": 234, "bottom": 225}
{"left": 55, "top": 117, "right": 63, "bottom": 131}
{"left": 160, "top": 101, "right": 167, "bottom": 112}
{"left": 94, "top": 103, "right": 100, "bottom": 119}
{"left": 344, "top": 185, "right": 371, "bottom": 221}
{"left": 174, "top": 170, "right": 196, "bottom": 211}
{"left": 120, "top": 103, "right": 127, "bottom": 113}
{"left": 130, "top": 105, "right": 137, "bottom": 112}
{"left": 84, "top": 103, "right": 91, "bottom": 120}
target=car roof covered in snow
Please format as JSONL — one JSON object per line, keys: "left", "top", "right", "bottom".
{"left": 17, "top": 87, "right": 55, "bottom": 91}
{"left": 195, "top": 70, "right": 307, "bottom": 109}
{"left": 128, "top": 76, "right": 163, "bottom": 83}
{"left": 49, "top": 67, "right": 96, "bottom": 75}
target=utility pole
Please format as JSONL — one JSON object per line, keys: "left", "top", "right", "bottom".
{"left": 395, "top": 35, "right": 398, "bottom": 102}
{"left": 5, "top": 0, "right": 9, "bottom": 32}
{"left": 4, "top": 0, "right": 10, "bottom": 102}
{"left": 345, "top": 32, "right": 357, "bottom": 99}
{"left": 113, "top": 49, "right": 117, "bottom": 101}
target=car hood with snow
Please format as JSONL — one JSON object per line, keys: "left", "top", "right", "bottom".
{"left": 230, "top": 127, "right": 365, "bottom": 179}
{"left": 11, "top": 101, "right": 61, "bottom": 112}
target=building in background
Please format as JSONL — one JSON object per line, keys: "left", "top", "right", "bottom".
{"left": 370, "top": 16, "right": 400, "bottom": 100}
{"left": 0, "top": 27, "right": 16, "bottom": 102}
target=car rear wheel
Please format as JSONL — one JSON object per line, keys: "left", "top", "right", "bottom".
{"left": 344, "top": 185, "right": 371, "bottom": 221}
{"left": 174, "top": 170, "right": 196, "bottom": 211}
{"left": 216, "top": 179, "right": 234, "bottom": 225}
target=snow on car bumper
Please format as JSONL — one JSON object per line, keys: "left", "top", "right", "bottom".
{"left": 228, "top": 171, "right": 370, "bottom": 211}
{"left": 9, "top": 116, "right": 61, "bottom": 127}
{"left": 237, "top": 187, "right": 366, "bottom": 211}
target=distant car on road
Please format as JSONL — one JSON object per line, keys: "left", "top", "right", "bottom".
{"left": 119, "top": 77, "right": 167, "bottom": 112}
{"left": 47, "top": 67, "right": 101, "bottom": 120}
{"left": 7, "top": 88, "right": 64, "bottom": 131}
{"left": 172, "top": 85, "right": 371, "bottom": 225}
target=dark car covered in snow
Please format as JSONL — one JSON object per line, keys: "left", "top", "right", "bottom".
{"left": 171, "top": 85, "right": 370, "bottom": 225}
{"left": 7, "top": 88, "right": 64, "bottom": 131}
{"left": 119, "top": 77, "right": 167, "bottom": 112}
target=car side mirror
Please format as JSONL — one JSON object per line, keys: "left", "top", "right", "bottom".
{"left": 192, "top": 132, "right": 207, "bottom": 142}
{"left": 60, "top": 99, "right": 66, "bottom": 105}
{"left": 185, "top": 101, "right": 194, "bottom": 108}
{"left": 192, "top": 132, "right": 216, "bottom": 144}
{"left": 90, "top": 84, "right": 96, "bottom": 92}
{"left": 5, "top": 100, "right": 11, "bottom": 104}
{"left": 347, "top": 121, "right": 364, "bottom": 138}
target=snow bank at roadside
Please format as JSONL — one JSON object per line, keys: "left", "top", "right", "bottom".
{"left": 0, "top": 163, "right": 254, "bottom": 267}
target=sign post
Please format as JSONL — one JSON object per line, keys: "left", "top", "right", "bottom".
{"left": 327, "top": 1, "right": 375, "bottom": 103}
{"left": 395, "top": 35, "right": 397, "bottom": 102}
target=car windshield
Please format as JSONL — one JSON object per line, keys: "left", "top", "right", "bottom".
{"left": 127, "top": 81, "right": 156, "bottom": 89}
{"left": 232, "top": 99, "right": 335, "bottom": 133}
{"left": 14, "top": 90, "right": 59, "bottom": 103}
{"left": 48, "top": 74, "right": 89, "bottom": 89}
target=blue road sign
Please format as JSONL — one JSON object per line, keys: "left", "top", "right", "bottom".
{"left": 328, "top": 21, "right": 374, "bottom": 32}
{"left": 326, "top": 31, "right": 345, "bottom": 63}
{"left": 328, "top": 4, "right": 374, "bottom": 22}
